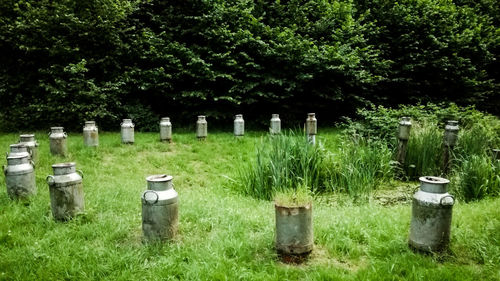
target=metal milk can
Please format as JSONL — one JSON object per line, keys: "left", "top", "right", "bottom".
{"left": 234, "top": 114, "right": 244, "bottom": 137}
{"left": 7, "top": 144, "right": 31, "bottom": 160}
{"left": 270, "top": 114, "right": 281, "bottom": 135}
{"left": 3, "top": 154, "right": 36, "bottom": 199}
{"left": 275, "top": 202, "right": 313, "bottom": 255}
{"left": 444, "top": 120, "right": 459, "bottom": 147}
{"left": 409, "top": 176, "right": 454, "bottom": 252}
{"left": 142, "top": 175, "right": 178, "bottom": 241}
{"left": 121, "top": 119, "right": 135, "bottom": 144}
{"left": 159, "top": 117, "right": 172, "bottom": 142}
{"left": 19, "top": 134, "right": 39, "bottom": 162}
{"left": 46, "top": 162, "right": 85, "bottom": 221}
{"left": 196, "top": 115, "right": 207, "bottom": 140}
{"left": 83, "top": 121, "right": 99, "bottom": 147}
{"left": 305, "top": 113, "right": 317, "bottom": 144}
{"left": 49, "top": 127, "right": 68, "bottom": 156}
{"left": 398, "top": 117, "right": 412, "bottom": 140}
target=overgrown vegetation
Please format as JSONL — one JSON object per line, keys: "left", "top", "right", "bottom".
{"left": 0, "top": 1, "right": 498, "bottom": 130}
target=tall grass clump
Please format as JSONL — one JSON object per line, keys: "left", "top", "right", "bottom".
{"left": 451, "top": 155, "right": 500, "bottom": 202}
{"left": 237, "top": 132, "right": 325, "bottom": 200}
{"left": 403, "top": 122, "right": 442, "bottom": 179}
{"left": 326, "top": 137, "right": 393, "bottom": 199}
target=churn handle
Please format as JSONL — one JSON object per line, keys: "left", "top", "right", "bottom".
{"left": 143, "top": 190, "right": 159, "bottom": 205}
{"left": 76, "top": 170, "right": 84, "bottom": 179}
{"left": 63, "top": 132, "right": 68, "bottom": 138}
{"left": 5, "top": 152, "right": 8, "bottom": 159}
{"left": 46, "top": 175, "right": 55, "bottom": 185}
{"left": 2, "top": 165, "right": 6, "bottom": 175}
{"left": 440, "top": 195, "right": 455, "bottom": 206}
{"left": 30, "top": 160, "right": 35, "bottom": 169}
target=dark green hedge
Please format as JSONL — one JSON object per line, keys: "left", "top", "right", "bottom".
{"left": 0, "top": 0, "right": 498, "bottom": 131}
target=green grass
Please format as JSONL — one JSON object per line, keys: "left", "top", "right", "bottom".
{"left": 0, "top": 131, "right": 499, "bottom": 280}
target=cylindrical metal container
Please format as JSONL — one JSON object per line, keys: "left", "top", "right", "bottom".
{"left": 142, "top": 175, "right": 179, "bottom": 241}
{"left": 7, "top": 144, "right": 31, "bottom": 160}
{"left": 121, "top": 119, "right": 135, "bottom": 144}
{"left": 196, "top": 116, "right": 207, "bottom": 140}
{"left": 83, "top": 121, "right": 99, "bottom": 147}
{"left": 306, "top": 113, "right": 317, "bottom": 144}
{"left": 46, "top": 162, "right": 85, "bottom": 221}
{"left": 444, "top": 120, "right": 459, "bottom": 147}
{"left": 19, "top": 134, "right": 39, "bottom": 162}
{"left": 270, "top": 114, "right": 281, "bottom": 135}
{"left": 3, "top": 155, "right": 36, "bottom": 199}
{"left": 398, "top": 117, "right": 412, "bottom": 140}
{"left": 234, "top": 114, "right": 244, "bottom": 137}
{"left": 275, "top": 203, "right": 313, "bottom": 255}
{"left": 159, "top": 117, "right": 172, "bottom": 142}
{"left": 409, "top": 176, "right": 454, "bottom": 252}
{"left": 49, "top": 127, "right": 68, "bottom": 156}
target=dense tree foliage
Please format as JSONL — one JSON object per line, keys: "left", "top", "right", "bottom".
{"left": 0, "top": 0, "right": 498, "bottom": 131}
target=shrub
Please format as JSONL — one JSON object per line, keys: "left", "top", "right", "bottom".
{"left": 451, "top": 155, "right": 500, "bottom": 202}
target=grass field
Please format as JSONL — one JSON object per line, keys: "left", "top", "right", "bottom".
{"left": 0, "top": 130, "right": 499, "bottom": 280}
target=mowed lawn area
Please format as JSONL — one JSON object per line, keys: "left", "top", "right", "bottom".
{"left": 0, "top": 130, "right": 498, "bottom": 280}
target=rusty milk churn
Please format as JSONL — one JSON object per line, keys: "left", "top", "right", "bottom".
{"left": 46, "top": 162, "right": 85, "bottom": 221}
{"left": 305, "top": 113, "right": 317, "bottom": 145}
{"left": 270, "top": 114, "right": 281, "bottom": 135}
{"left": 121, "top": 119, "right": 135, "bottom": 144}
{"left": 142, "top": 175, "right": 179, "bottom": 241}
{"left": 83, "top": 121, "right": 99, "bottom": 147}
{"left": 196, "top": 115, "right": 207, "bottom": 140}
{"left": 275, "top": 202, "right": 313, "bottom": 256}
{"left": 7, "top": 144, "right": 31, "bottom": 160}
{"left": 444, "top": 120, "right": 459, "bottom": 147}
{"left": 396, "top": 117, "right": 412, "bottom": 165}
{"left": 234, "top": 114, "right": 244, "bottom": 137}
{"left": 159, "top": 117, "right": 172, "bottom": 142}
{"left": 3, "top": 154, "right": 36, "bottom": 199}
{"left": 49, "top": 127, "right": 68, "bottom": 156}
{"left": 409, "top": 176, "right": 454, "bottom": 252}
{"left": 19, "top": 134, "right": 39, "bottom": 162}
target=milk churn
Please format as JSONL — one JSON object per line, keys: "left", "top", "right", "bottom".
{"left": 19, "top": 134, "right": 39, "bottom": 162}
{"left": 3, "top": 154, "right": 36, "bottom": 199}
{"left": 196, "top": 116, "right": 207, "bottom": 140}
{"left": 270, "top": 114, "right": 281, "bottom": 135}
{"left": 397, "top": 117, "right": 412, "bottom": 165}
{"left": 83, "top": 121, "right": 99, "bottom": 147}
{"left": 142, "top": 175, "right": 178, "bottom": 241}
{"left": 7, "top": 144, "right": 31, "bottom": 160}
{"left": 46, "top": 162, "right": 85, "bottom": 221}
{"left": 444, "top": 120, "right": 459, "bottom": 147}
{"left": 234, "top": 114, "right": 244, "bottom": 137}
{"left": 49, "top": 127, "right": 68, "bottom": 156}
{"left": 159, "top": 117, "right": 172, "bottom": 142}
{"left": 409, "top": 176, "right": 454, "bottom": 252}
{"left": 121, "top": 119, "right": 135, "bottom": 144}
{"left": 275, "top": 202, "right": 313, "bottom": 256}
{"left": 305, "top": 113, "right": 317, "bottom": 145}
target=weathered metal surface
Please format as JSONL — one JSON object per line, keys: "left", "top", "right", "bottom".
{"left": 19, "top": 134, "right": 39, "bottom": 162}
{"left": 49, "top": 127, "right": 68, "bottom": 156}
{"left": 234, "top": 114, "right": 244, "bottom": 137}
{"left": 46, "top": 162, "right": 85, "bottom": 221}
{"left": 142, "top": 174, "right": 178, "bottom": 241}
{"left": 275, "top": 203, "right": 313, "bottom": 255}
{"left": 306, "top": 113, "right": 317, "bottom": 145}
{"left": 7, "top": 144, "right": 31, "bottom": 160}
{"left": 409, "top": 176, "right": 454, "bottom": 252}
{"left": 444, "top": 120, "right": 459, "bottom": 147}
{"left": 83, "top": 121, "right": 99, "bottom": 147}
{"left": 121, "top": 119, "right": 135, "bottom": 144}
{"left": 159, "top": 117, "right": 172, "bottom": 142}
{"left": 270, "top": 114, "right": 281, "bottom": 135}
{"left": 196, "top": 116, "right": 207, "bottom": 140}
{"left": 4, "top": 155, "right": 36, "bottom": 199}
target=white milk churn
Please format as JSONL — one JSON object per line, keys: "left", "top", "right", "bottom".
{"left": 3, "top": 154, "right": 36, "bottom": 199}
{"left": 196, "top": 116, "right": 207, "bottom": 140}
{"left": 19, "top": 134, "right": 39, "bottom": 162}
{"left": 49, "top": 127, "right": 68, "bottom": 156}
{"left": 121, "top": 119, "right": 135, "bottom": 144}
{"left": 83, "top": 121, "right": 99, "bottom": 147}
{"left": 234, "top": 114, "right": 244, "bottom": 137}
{"left": 159, "top": 117, "right": 172, "bottom": 142}
{"left": 305, "top": 113, "right": 317, "bottom": 145}
{"left": 46, "top": 162, "right": 85, "bottom": 221}
{"left": 270, "top": 114, "right": 281, "bottom": 135}
{"left": 7, "top": 144, "right": 31, "bottom": 160}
